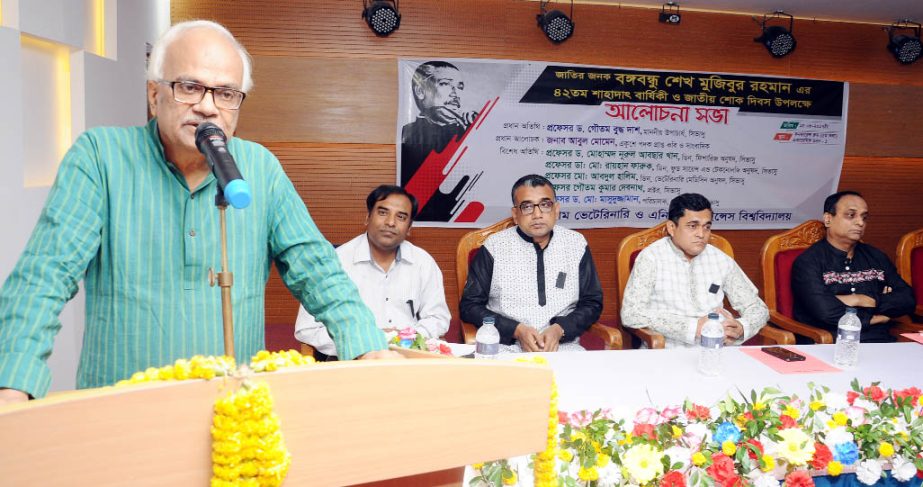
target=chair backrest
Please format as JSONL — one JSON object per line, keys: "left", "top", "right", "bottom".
{"left": 896, "top": 227, "right": 923, "bottom": 308}
{"left": 455, "top": 217, "right": 517, "bottom": 303}
{"left": 616, "top": 221, "right": 734, "bottom": 303}
{"left": 759, "top": 220, "right": 825, "bottom": 318}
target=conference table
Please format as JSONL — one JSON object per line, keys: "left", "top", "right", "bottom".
{"left": 446, "top": 342, "right": 923, "bottom": 412}
{"left": 519, "top": 342, "right": 922, "bottom": 413}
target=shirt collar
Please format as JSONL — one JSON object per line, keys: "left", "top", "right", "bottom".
{"left": 515, "top": 226, "right": 555, "bottom": 247}
{"left": 665, "top": 236, "right": 695, "bottom": 262}
{"left": 353, "top": 233, "right": 413, "bottom": 265}
{"left": 148, "top": 117, "right": 216, "bottom": 191}
{"left": 821, "top": 238, "right": 855, "bottom": 259}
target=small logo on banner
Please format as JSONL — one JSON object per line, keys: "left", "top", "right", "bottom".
{"left": 780, "top": 121, "right": 800, "bottom": 129}
{"left": 774, "top": 133, "right": 793, "bottom": 141}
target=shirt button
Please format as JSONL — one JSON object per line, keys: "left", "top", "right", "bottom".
{"left": 385, "top": 297, "right": 389, "bottom": 301}
{"left": 850, "top": 287, "right": 855, "bottom": 292}
{"left": 845, "top": 266, "right": 850, "bottom": 270}
{"left": 388, "top": 319, "right": 392, "bottom": 323}
{"left": 189, "top": 229, "right": 196, "bottom": 237}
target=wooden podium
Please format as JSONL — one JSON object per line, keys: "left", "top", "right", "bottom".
{"left": 0, "top": 355, "right": 553, "bottom": 486}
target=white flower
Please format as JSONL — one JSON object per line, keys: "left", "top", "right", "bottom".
{"left": 845, "top": 406, "right": 868, "bottom": 425}
{"left": 750, "top": 473, "right": 781, "bottom": 487}
{"left": 664, "top": 446, "right": 691, "bottom": 471}
{"left": 855, "top": 459, "right": 883, "bottom": 485}
{"left": 823, "top": 427, "right": 854, "bottom": 449}
{"left": 775, "top": 428, "right": 815, "bottom": 466}
{"left": 597, "top": 462, "right": 622, "bottom": 486}
{"left": 825, "top": 392, "right": 849, "bottom": 410}
{"left": 890, "top": 456, "right": 917, "bottom": 482}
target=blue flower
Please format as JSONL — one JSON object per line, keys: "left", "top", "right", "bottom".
{"left": 713, "top": 421, "right": 741, "bottom": 445}
{"left": 833, "top": 442, "right": 859, "bottom": 465}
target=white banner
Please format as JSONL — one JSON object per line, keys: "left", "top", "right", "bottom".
{"left": 397, "top": 59, "right": 848, "bottom": 229}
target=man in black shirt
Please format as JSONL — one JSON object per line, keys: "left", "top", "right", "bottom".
{"left": 792, "top": 191, "right": 915, "bottom": 342}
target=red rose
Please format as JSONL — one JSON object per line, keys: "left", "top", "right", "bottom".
{"left": 661, "top": 470, "right": 686, "bottom": 487}
{"left": 686, "top": 404, "right": 711, "bottom": 421}
{"left": 863, "top": 385, "right": 886, "bottom": 403}
{"left": 707, "top": 453, "right": 742, "bottom": 487}
{"left": 811, "top": 442, "right": 833, "bottom": 470}
{"left": 745, "top": 438, "right": 764, "bottom": 460}
{"left": 785, "top": 470, "right": 814, "bottom": 487}
{"left": 632, "top": 422, "right": 657, "bottom": 440}
{"left": 438, "top": 343, "right": 452, "bottom": 355}
{"left": 779, "top": 414, "right": 798, "bottom": 429}
{"left": 846, "top": 391, "right": 859, "bottom": 405}
{"left": 894, "top": 387, "right": 922, "bottom": 404}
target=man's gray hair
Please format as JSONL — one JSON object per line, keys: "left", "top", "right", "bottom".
{"left": 146, "top": 20, "right": 253, "bottom": 93}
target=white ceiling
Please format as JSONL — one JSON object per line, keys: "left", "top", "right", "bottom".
{"left": 580, "top": 1, "right": 923, "bottom": 25}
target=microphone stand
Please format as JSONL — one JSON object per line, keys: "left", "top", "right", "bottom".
{"left": 209, "top": 191, "right": 235, "bottom": 358}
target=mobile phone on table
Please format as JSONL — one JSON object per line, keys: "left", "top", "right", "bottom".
{"left": 761, "top": 346, "right": 806, "bottom": 362}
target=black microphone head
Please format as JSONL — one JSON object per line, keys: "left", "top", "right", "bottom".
{"left": 195, "top": 122, "right": 226, "bottom": 151}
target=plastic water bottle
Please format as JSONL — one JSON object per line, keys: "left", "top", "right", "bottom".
{"left": 698, "top": 312, "right": 724, "bottom": 376}
{"left": 833, "top": 307, "right": 861, "bottom": 368}
{"left": 475, "top": 316, "right": 500, "bottom": 359}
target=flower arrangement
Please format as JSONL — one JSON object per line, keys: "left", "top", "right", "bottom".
{"left": 115, "top": 349, "right": 314, "bottom": 486}
{"left": 387, "top": 326, "right": 453, "bottom": 356}
{"left": 470, "top": 380, "right": 923, "bottom": 486}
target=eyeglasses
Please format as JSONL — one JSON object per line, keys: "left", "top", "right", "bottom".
{"left": 160, "top": 80, "right": 246, "bottom": 110}
{"left": 516, "top": 199, "right": 555, "bottom": 215}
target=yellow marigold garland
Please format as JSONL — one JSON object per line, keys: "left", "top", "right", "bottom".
{"left": 115, "top": 355, "right": 237, "bottom": 386}
{"left": 114, "top": 350, "right": 315, "bottom": 486}
{"left": 211, "top": 381, "right": 290, "bottom": 487}
{"left": 516, "top": 355, "right": 558, "bottom": 487}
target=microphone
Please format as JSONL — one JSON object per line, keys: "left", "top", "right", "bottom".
{"left": 194, "top": 122, "right": 251, "bottom": 209}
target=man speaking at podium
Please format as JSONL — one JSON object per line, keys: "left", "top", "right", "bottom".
{"left": 0, "top": 20, "right": 397, "bottom": 406}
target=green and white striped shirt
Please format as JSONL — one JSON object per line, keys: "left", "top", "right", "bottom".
{"left": 0, "top": 119, "right": 386, "bottom": 397}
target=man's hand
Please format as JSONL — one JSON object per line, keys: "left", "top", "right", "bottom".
{"left": 514, "top": 324, "right": 544, "bottom": 352}
{"left": 836, "top": 294, "right": 876, "bottom": 308}
{"left": 541, "top": 324, "right": 565, "bottom": 352}
{"left": 870, "top": 314, "right": 890, "bottom": 325}
{"left": 0, "top": 388, "right": 29, "bottom": 406}
{"left": 358, "top": 350, "right": 405, "bottom": 360}
{"left": 715, "top": 308, "right": 744, "bottom": 344}
{"left": 694, "top": 315, "right": 710, "bottom": 339}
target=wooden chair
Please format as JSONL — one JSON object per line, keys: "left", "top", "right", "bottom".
{"left": 617, "top": 221, "right": 795, "bottom": 347}
{"left": 454, "top": 217, "right": 622, "bottom": 350}
{"left": 896, "top": 227, "right": 923, "bottom": 318}
{"left": 759, "top": 220, "right": 833, "bottom": 343}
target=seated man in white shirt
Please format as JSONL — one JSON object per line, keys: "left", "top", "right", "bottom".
{"left": 295, "top": 185, "right": 451, "bottom": 359}
{"left": 620, "top": 193, "right": 768, "bottom": 348}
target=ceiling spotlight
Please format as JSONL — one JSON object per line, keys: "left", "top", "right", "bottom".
{"left": 362, "top": 0, "right": 401, "bottom": 36}
{"left": 537, "top": 0, "right": 575, "bottom": 43}
{"left": 886, "top": 20, "right": 922, "bottom": 64}
{"left": 754, "top": 11, "right": 797, "bottom": 58}
{"left": 659, "top": 2, "right": 681, "bottom": 25}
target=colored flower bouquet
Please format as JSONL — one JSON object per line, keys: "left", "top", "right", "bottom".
{"left": 470, "top": 380, "right": 923, "bottom": 486}
{"left": 387, "top": 326, "right": 453, "bottom": 356}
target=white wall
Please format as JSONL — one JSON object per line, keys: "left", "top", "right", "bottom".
{"left": 0, "top": 0, "right": 170, "bottom": 392}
